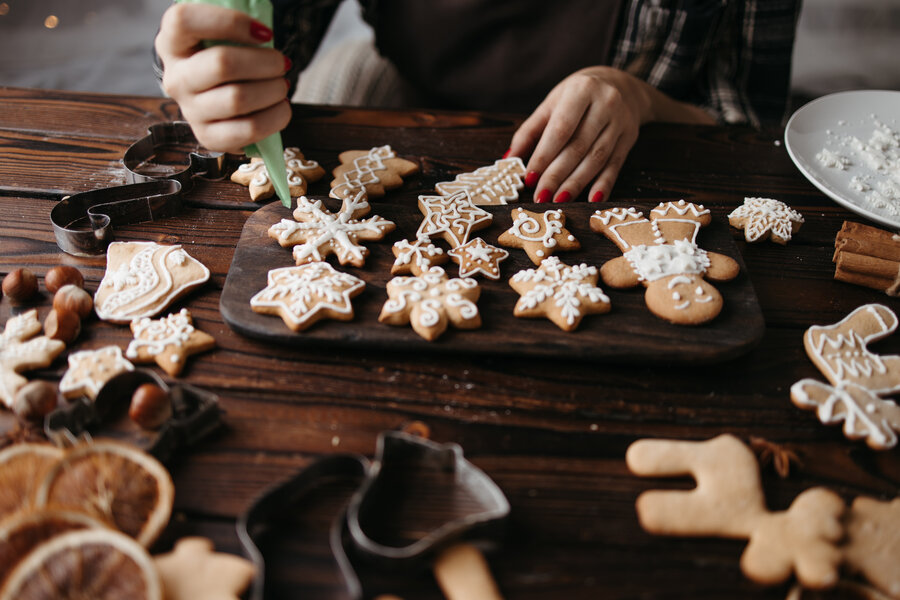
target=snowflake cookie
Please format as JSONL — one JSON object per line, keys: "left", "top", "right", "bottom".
{"left": 509, "top": 256, "right": 610, "bottom": 331}
{"left": 268, "top": 191, "right": 395, "bottom": 267}
{"left": 250, "top": 262, "right": 365, "bottom": 332}
{"left": 0, "top": 309, "right": 66, "bottom": 408}
{"left": 447, "top": 237, "right": 509, "bottom": 280}
{"left": 728, "top": 197, "right": 804, "bottom": 244}
{"left": 379, "top": 266, "right": 481, "bottom": 341}
{"left": 498, "top": 207, "right": 580, "bottom": 265}
{"left": 391, "top": 237, "right": 448, "bottom": 276}
{"left": 126, "top": 309, "right": 216, "bottom": 377}
{"left": 329, "top": 145, "right": 419, "bottom": 200}
{"left": 416, "top": 190, "right": 493, "bottom": 248}
{"left": 435, "top": 157, "right": 527, "bottom": 205}
{"left": 231, "top": 147, "right": 326, "bottom": 202}
{"left": 59, "top": 346, "right": 134, "bottom": 400}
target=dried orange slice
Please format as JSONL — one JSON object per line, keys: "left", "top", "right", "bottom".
{"left": 0, "top": 444, "right": 63, "bottom": 519}
{"left": 0, "top": 528, "right": 162, "bottom": 600}
{"left": 34, "top": 440, "right": 174, "bottom": 547}
{"left": 0, "top": 508, "right": 105, "bottom": 583}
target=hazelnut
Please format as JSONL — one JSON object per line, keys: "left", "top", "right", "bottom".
{"left": 43, "top": 308, "right": 81, "bottom": 344}
{"left": 2, "top": 268, "right": 39, "bottom": 304}
{"left": 129, "top": 383, "right": 172, "bottom": 430}
{"left": 53, "top": 285, "right": 93, "bottom": 319}
{"left": 13, "top": 380, "right": 59, "bottom": 422}
{"left": 44, "top": 265, "right": 84, "bottom": 294}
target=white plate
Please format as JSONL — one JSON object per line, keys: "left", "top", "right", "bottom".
{"left": 784, "top": 90, "right": 900, "bottom": 230}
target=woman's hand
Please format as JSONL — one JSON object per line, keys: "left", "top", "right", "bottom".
{"left": 154, "top": 3, "right": 292, "bottom": 153}
{"left": 508, "top": 66, "right": 713, "bottom": 202}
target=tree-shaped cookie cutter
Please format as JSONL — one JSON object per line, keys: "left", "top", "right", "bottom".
{"left": 51, "top": 122, "right": 236, "bottom": 256}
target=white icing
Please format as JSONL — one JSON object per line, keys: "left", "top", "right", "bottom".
{"left": 381, "top": 267, "right": 480, "bottom": 334}
{"left": 511, "top": 257, "right": 609, "bottom": 326}
{"left": 416, "top": 191, "right": 493, "bottom": 247}
{"left": 728, "top": 197, "right": 804, "bottom": 243}
{"left": 446, "top": 238, "right": 509, "bottom": 280}
{"left": 392, "top": 238, "right": 444, "bottom": 274}
{"left": 507, "top": 208, "right": 566, "bottom": 249}
{"left": 623, "top": 240, "right": 710, "bottom": 282}
{"left": 435, "top": 157, "right": 526, "bottom": 205}
{"left": 59, "top": 346, "right": 134, "bottom": 398}
{"left": 330, "top": 145, "right": 397, "bottom": 199}
{"left": 650, "top": 200, "right": 709, "bottom": 219}
{"left": 126, "top": 308, "right": 196, "bottom": 359}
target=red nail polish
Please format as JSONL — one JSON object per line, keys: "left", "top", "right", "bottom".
{"left": 553, "top": 190, "right": 571, "bottom": 203}
{"left": 536, "top": 189, "right": 551, "bottom": 203}
{"left": 502, "top": 149, "right": 512, "bottom": 159}
{"left": 284, "top": 55, "right": 293, "bottom": 72}
{"left": 590, "top": 190, "right": 605, "bottom": 203}
{"left": 525, "top": 171, "right": 540, "bottom": 188}
{"left": 250, "top": 21, "right": 273, "bottom": 42}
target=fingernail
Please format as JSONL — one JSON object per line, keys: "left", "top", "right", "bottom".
{"left": 536, "top": 189, "right": 551, "bottom": 203}
{"left": 553, "top": 190, "right": 571, "bottom": 203}
{"left": 284, "top": 55, "right": 293, "bottom": 73}
{"left": 250, "top": 21, "right": 273, "bottom": 42}
{"left": 502, "top": 148, "right": 512, "bottom": 159}
{"left": 285, "top": 78, "right": 292, "bottom": 92}
{"left": 525, "top": 171, "right": 540, "bottom": 188}
{"left": 590, "top": 190, "right": 605, "bottom": 203}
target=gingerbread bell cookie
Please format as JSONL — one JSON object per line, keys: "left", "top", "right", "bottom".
{"left": 329, "top": 145, "right": 418, "bottom": 200}
{"left": 59, "top": 346, "right": 134, "bottom": 400}
{"left": 791, "top": 303, "right": 900, "bottom": 450}
{"left": 498, "top": 207, "right": 580, "bottom": 265}
{"left": 94, "top": 241, "right": 210, "bottom": 324}
{"left": 728, "top": 197, "right": 804, "bottom": 244}
{"left": 231, "top": 147, "right": 325, "bottom": 202}
{"left": 0, "top": 309, "right": 66, "bottom": 408}
{"left": 125, "top": 309, "right": 216, "bottom": 377}
{"left": 591, "top": 201, "right": 740, "bottom": 325}
{"left": 435, "top": 157, "right": 527, "bottom": 205}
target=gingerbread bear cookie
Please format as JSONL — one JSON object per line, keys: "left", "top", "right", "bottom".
{"left": 391, "top": 237, "right": 449, "bottom": 276}
{"left": 329, "top": 145, "right": 419, "bottom": 200}
{"left": 231, "top": 147, "right": 325, "bottom": 202}
{"left": 498, "top": 207, "right": 580, "bottom": 265}
{"left": 268, "top": 192, "right": 395, "bottom": 267}
{"left": 416, "top": 191, "right": 493, "bottom": 248}
{"left": 790, "top": 303, "right": 900, "bottom": 450}
{"left": 0, "top": 309, "right": 66, "bottom": 408}
{"left": 591, "top": 201, "right": 740, "bottom": 325}
{"left": 250, "top": 263, "right": 365, "bottom": 332}
{"left": 435, "top": 157, "right": 527, "bottom": 205}
{"left": 126, "top": 309, "right": 216, "bottom": 377}
{"left": 94, "top": 241, "right": 210, "bottom": 324}
{"left": 59, "top": 346, "right": 134, "bottom": 400}
{"left": 447, "top": 237, "right": 509, "bottom": 280}
{"left": 728, "top": 197, "right": 804, "bottom": 244}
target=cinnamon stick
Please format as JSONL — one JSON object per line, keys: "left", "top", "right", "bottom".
{"left": 835, "top": 250, "right": 900, "bottom": 280}
{"left": 834, "top": 265, "right": 894, "bottom": 292}
{"left": 833, "top": 221, "right": 900, "bottom": 263}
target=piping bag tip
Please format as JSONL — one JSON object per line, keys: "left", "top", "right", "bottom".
{"left": 245, "top": 135, "right": 291, "bottom": 208}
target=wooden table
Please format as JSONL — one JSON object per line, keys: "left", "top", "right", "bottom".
{"left": 0, "top": 87, "right": 897, "bottom": 599}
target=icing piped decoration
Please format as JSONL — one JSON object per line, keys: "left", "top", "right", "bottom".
{"left": 498, "top": 207, "right": 580, "bottom": 265}
{"left": 329, "top": 145, "right": 419, "bottom": 200}
{"left": 435, "top": 157, "right": 526, "bottom": 205}
{"left": 728, "top": 197, "right": 804, "bottom": 244}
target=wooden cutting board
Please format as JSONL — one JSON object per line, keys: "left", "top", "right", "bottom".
{"left": 220, "top": 200, "right": 764, "bottom": 364}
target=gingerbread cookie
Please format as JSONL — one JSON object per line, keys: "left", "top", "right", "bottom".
{"left": 125, "top": 309, "right": 216, "bottom": 377}
{"left": 391, "top": 237, "right": 448, "bottom": 276}
{"left": 329, "top": 145, "right": 419, "bottom": 200}
{"left": 728, "top": 197, "right": 804, "bottom": 244}
{"left": 791, "top": 303, "right": 900, "bottom": 450}
{"left": 94, "top": 241, "right": 210, "bottom": 324}
{"left": 231, "top": 147, "right": 325, "bottom": 202}
{"left": 379, "top": 266, "right": 481, "bottom": 341}
{"left": 154, "top": 537, "right": 255, "bottom": 600}
{"left": 843, "top": 496, "right": 900, "bottom": 599}
{"left": 447, "top": 237, "right": 509, "bottom": 280}
{"left": 498, "top": 207, "right": 579, "bottom": 265}
{"left": 268, "top": 192, "right": 395, "bottom": 267}
{"left": 59, "top": 346, "right": 134, "bottom": 400}
{"left": 591, "top": 201, "right": 740, "bottom": 325}
{"left": 416, "top": 191, "right": 493, "bottom": 248}
{"left": 250, "top": 263, "right": 365, "bottom": 332}
{"left": 435, "top": 157, "right": 527, "bottom": 205}
{"left": 627, "top": 434, "right": 845, "bottom": 589}
{"left": 0, "top": 309, "right": 66, "bottom": 409}
{"left": 509, "top": 256, "right": 610, "bottom": 331}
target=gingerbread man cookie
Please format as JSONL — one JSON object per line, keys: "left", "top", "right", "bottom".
{"left": 59, "top": 346, "right": 134, "bottom": 400}
{"left": 231, "top": 147, "right": 326, "bottom": 202}
{"left": 435, "top": 157, "right": 527, "bottom": 205}
{"left": 416, "top": 191, "right": 493, "bottom": 248}
{"left": 591, "top": 201, "right": 740, "bottom": 325}
{"left": 126, "top": 309, "right": 216, "bottom": 377}
{"left": 728, "top": 197, "right": 804, "bottom": 244}
{"left": 379, "top": 266, "right": 481, "bottom": 341}
{"left": 791, "top": 303, "right": 900, "bottom": 450}
{"left": 329, "top": 145, "right": 419, "bottom": 200}
{"left": 498, "top": 207, "right": 580, "bottom": 265}
{"left": 447, "top": 237, "right": 509, "bottom": 280}
{"left": 268, "top": 192, "right": 395, "bottom": 267}
{"left": 391, "top": 237, "right": 449, "bottom": 276}
{"left": 0, "top": 309, "right": 66, "bottom": 408}
{"left": 250, "top": 263, "right": 365, "bottom": 332}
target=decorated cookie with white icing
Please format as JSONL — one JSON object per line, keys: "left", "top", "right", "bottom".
{"left": 126, "top": 309, "right": 216, "bottom": 377}
{"left": 416, "top": 190, "right": 493, "bottom": 248}
{"left": 435, "top": 157, "right": 527, "bottom": 205}
{"left": 94, "top": 241, "right": 210, "bottom": 324}
{"left": 498, "top": 207, "right": 580, "bottom": 265}
{"left": 447, "top": 237, "right": 509, "bottom": 280}
{"left": 0, "top": 309, "right": 66, "bottom": 408}
{"left": 590, "top": 200, "right": 739, "bottom": 325}
{"left": 391, "top": 237, "right": 448, "bottom": 276}
{"left": 728, "top": 197, "right": 804, "bottom": 244}
{"left": 59, "top": 346, "right": 134, "bottom": 400}
{"left": 231, "top": 147, "right": 326, "bottom": 202}
{"left": 329, "top": 145, "right": 419, "bottom": 200}
{"left": 250, "top": 262, "right": 365, "bottom": 332}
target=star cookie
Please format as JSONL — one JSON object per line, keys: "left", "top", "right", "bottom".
{"left": 509, "top": 256, "right": 611, "bottom": 331}
{"left": 250, "top": 263, "right": 365, "bottom": 332}
{"left": 728, "top": 197, "right": 804, "bottom": 244}
{"left": 59, "top": 346, "right": 134, "bottom": 400}
{"left": 498, "top": 207, "right": 580, "bottom": 264}
{"left": 447, "top": 237, "right": 509, "bottom": 280}
{"left": 154, "top": 537, "right": 255, "bottom": 600}
{"left": 391, "top": 237, "right": 448, "bottom": 276}
{"left": 379, "top": 266, "right": 481, "bottom": 341}
{"left": 125, "top": 309, "right": 216, "bottom": 377}
{"left": 416, "top": 190, "right": 493, "bottom": 248}
{"left": 231, "top": 147, "right": 326, "bottom": 202}
{"left": 435, "top": 157, "right": 527, "bottom": 205}
{"left": 329, "top": 145, "right": 419, "bottom": 200}
{"left": 0, "top": 309, "right": 66, "bottom": 408}
{"left": 268, "top": 192, "right": 395, "bottom": 267}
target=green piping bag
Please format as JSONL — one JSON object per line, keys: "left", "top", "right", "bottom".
{"left": 176, "top": 0, "right": 292, "bottom": 207}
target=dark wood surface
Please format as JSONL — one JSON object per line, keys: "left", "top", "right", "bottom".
{"left": 1, "top": 86, "right": 898, "bottom": 599}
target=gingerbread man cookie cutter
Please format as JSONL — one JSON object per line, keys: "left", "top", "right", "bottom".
{"left": 51, "top": 122, "right": 236, "bottom": 256}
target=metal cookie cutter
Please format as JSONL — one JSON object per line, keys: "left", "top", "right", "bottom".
{"left": 44, "top": 368, "right": 223, "bottom": 463}
{"left": 51, "top": 122, "right": 231, "bottom": 256}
